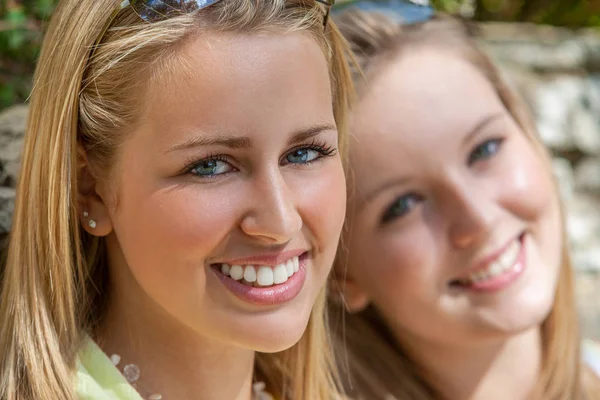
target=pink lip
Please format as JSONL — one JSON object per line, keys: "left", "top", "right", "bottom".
{"left": 213, "top": 249, "right": 306, "bottom": 267}
{"left": 213, "top": 255, "right": 308, "bottom": 306}
{"left": 464, "top": 235, "right": 526, "bottom": 293}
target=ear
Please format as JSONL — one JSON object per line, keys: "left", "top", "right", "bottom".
{"left": 77, "top": 143, "right": 114, "bottom": 237}
{"left": 330, "top": 268, "right": 370, "bottom": 314}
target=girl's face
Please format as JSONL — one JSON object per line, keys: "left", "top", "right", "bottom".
{"left": 342, "top": 50, "right": 562, "bottom": 346}
{"left": 87, "top": 32, "right": 346, "bottom": 352}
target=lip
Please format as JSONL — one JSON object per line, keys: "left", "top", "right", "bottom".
{"left": 452, "top": 234, "right": 527, "bottom": 293}
{"left": 456, "top": 233, "right": 523, "bottom": 280}
{"left": 212, "top": 253, "right": 309, "bottom": 306}
{"left": 212, "top": 249, "right": 307, "bottom": 267}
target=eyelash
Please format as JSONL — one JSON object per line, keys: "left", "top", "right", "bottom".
{"left": 181, "top": 140, "right": 337, "bottom": 176}
{"left": 468, "top": 137, "right": 505, "bottom": 165}
{"left": 381, "top": 193, "right": 422, "bottom": 225}
{"left": 284, "top": 139, "right": 337, "bottom": 164}
{"left": 182, "top": 153, "right": 229, "bottom": 176}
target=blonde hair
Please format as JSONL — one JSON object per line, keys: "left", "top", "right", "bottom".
{"left": 0, "top": 1, "right": 353, "bottom": 399}
{"left": 332, "top": 10, "right": 600, "bottom": 400}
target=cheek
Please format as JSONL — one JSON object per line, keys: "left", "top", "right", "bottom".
{"left": 109, "top": 174, "right": 245, "bottom": 299}
{"left": 347, "top": 222, "right": 438, "bottom": 307}
{"left": 292, "top": 159, "right": 346, "bottom": 256}
{"left": 500, "top": 138, "right": 557, "bottom": 221}
{"left": 120, "top": 188, "right": 238, "bottom": 257}
{"left": 497, "top": 138, "right": 563, "bottom": 282}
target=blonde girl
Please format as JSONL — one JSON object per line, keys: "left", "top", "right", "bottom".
{"left": 0, "top": 1, "right": 353, "bottom": 399}
{"left": 331, "top": 3, "right": 600, "bottom": 399}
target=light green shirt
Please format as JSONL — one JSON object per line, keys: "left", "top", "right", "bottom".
{"left": 75, "top": 337, "right": 143, "bottom": 400}
{"left": 74, "top": 337, "right": 276, "bottom": 400}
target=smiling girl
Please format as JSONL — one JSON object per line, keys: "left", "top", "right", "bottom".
{"left": 0, "top": 1, "right": 353, "bottom": 399}
{"left": 331, "top": 4, "right": 600, "bottom": 400}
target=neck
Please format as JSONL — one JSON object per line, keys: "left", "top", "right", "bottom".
{"left": 97, "top": 291, "right": 256, "bottom": 400}
{"left": 400, "top": 328, "right": 542, "bottom": 400}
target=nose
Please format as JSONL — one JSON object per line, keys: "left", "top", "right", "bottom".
{"left": 239, "top": 169, "right": 302, "bottom": 244}
{"left": 444, "top": 182, "right": 496, "bottom": 250}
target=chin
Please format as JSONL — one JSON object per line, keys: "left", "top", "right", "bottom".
{"left": 479, "top": 286, "right": 557, "bottom": 336}
{"left": 244, "top": 317, "right": 312, "bottom": 353}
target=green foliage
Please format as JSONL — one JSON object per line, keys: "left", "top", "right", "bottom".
{"left": 432, "top": 0, "right": 600, "bottom": 28}
{"left": 0, "top": 0, "right": 56, "bottom": 110}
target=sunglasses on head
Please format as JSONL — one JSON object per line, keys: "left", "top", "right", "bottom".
{"left": 332, "top": 0, "right": 434, "bottom": 24}
{"left": 91, "top": 0, "right": 335, "bottom": 63}
{"left": 121, "top": 0, "right": 335, "bottom": 26}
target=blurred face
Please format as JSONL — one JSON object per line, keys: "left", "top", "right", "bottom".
{"left": 343, "top": 50, "right": 562, "bottom": 346}
{"left": 91, "top": 32, "right": 346, "bottom": 352}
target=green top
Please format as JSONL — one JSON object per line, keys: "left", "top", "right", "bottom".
{"left": 75, "top": 337, "right": 143, "bottom": 400}
{"left": 75, "top": 337, "right": 276, "bottom": 400}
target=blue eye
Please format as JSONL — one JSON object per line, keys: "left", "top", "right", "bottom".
{"left": 286, "top": 148, "right": 320, "bottom": 164}
{"left": 381, "top": 194, "right": 421, "bottom": 224}
{"left": 190, "top": 158, "right": 232, "bottom": 177}
{"left": 469, "top": 139, "right": 503, "bottom": 164}
{"left": 284, "top": 142, "right": 336, "bottom": 165}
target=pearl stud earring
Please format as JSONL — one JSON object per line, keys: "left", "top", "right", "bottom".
{"left": 83, "top": 211, "right": 89, "bottom": 218}
{"left": 88, "top": 219, "right": 97, "bottom": 229}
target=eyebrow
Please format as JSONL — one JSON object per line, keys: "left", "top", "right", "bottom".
{"left": 167, "top": 123, "right": 337, "bottom": 153}
{"left": 289, "top": 123, "right": 337, "bottom": 144}
{"left": 167, "top": 135, "right": 252, "bottom": 153}
{"left": 463, "top": 112, "right": 505, "bottom": 145}
{"left": 362, "top": 177, "right": 410, "bottom": 205}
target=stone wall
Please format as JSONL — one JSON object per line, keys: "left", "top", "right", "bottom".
{"left": 0, "top": 105, "right": 26, "bottom": 263}
{"left": 479, "top": 23, "right": 600, "bottom": 338}
{"left": 1, "top": 22, "right": 600, "bottom": 336}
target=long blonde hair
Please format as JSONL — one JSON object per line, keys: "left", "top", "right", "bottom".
{"left": 0, "top": 1, "right": 353, "bottom": 399}
{"left": 332, "top": 10, "right": 600, "bottom": 400}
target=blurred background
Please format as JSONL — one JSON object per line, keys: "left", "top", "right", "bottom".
{"left": 2, "top": 0, "right": 600, "bottom": 337}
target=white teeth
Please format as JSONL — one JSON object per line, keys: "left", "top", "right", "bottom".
{"left": 221, "top": 264, "right": 230, "bottom": 276}
{"left": 466, "top": 239, "right": 521, "bottom": 284}
{"left": 243, "top": 265, "right": 257, "bottom": 283}
{"left": 218, "top": 256, "right": 301, "bottom": 287}
{"left": 489, "top": 262, "right": 503, "bottom": 275}
{"left": 274, "top": 264, "right": 288, "bottom": 284}
{"left": 230, "top": 265, "right": 244, "bottom": 281}
{"left": 257, "top": 266, "right": 274, "bottom": 286}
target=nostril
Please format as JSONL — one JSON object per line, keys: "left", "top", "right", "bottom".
{"left": 449, "top": 279, "right": 466, "bottom": 288}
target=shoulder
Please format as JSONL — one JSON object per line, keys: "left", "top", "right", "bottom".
{"left": 582, "top": 339, "right": 600, "bottom": 377}
{"left": 75, "top": 336, "right": 143, "bottom": 400}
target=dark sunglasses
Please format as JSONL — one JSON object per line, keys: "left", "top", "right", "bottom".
{"left": 332, "top": 0, "right": 433, "bottom": 24}
{"left": 121, "top": 0, "right": 335, "bottom": 26}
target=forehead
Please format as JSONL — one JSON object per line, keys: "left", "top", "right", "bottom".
{"left": 351, "top": 51, "right": 505, "bottom": 162}
{"left": 355, "top": 50, "right": 504, "bottom": 144}
{"left": 139, "top": 31, "right": 333, "bottom": 144}
{"left": 348, "top": 50, "right": 508, "bottom": 196}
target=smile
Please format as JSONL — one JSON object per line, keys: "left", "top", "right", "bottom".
{"left": 451, "top": 234, "right": 526, "bottom": 292}
{"left": 211, "top": 252, "right": 309, "bottom": 306}
{"left": 218, "top": 256, "right": 301, "bottom": 287}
